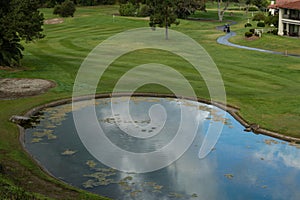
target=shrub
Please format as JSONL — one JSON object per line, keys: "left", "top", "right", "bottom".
{"left": 137, "top": 4, "right": 150, "bottom": 17}
{"left": 245, "top": 32, "right": 253, "bottom": 38}
{"left": 257, "top": 22, "right": 265, "bottom": 27}
{"left": 53, "top": 0, "right": 76, "bottom": 17}
{"left": 244, "top": 23, "right": 252, "bottom": 28}
{"left": 53, "top": 5, "right": 62, "bottom": 15}
{"left": 265, "top": 14, "right": 279, "bottom": 28}
{"left": 61, "top": 1, "right": 76, "bottom": 17}
{"left": 248, "top": 6, "right": 258, "bottom": 11}
{"left": 272, "top": 29, "right": 278, "bottom": 35}
{"left": 249, "top": 28, "right": 255, "bottom": 33}
{"left": 252, "top": 12, "right": 266, "bottom": 21}
{"left": 119, "top": 3, "right": 137, "bottom": 16}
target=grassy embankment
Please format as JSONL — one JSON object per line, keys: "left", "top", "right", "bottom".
{"left": 0, "top": 5, "right": 300, "bottom": 199}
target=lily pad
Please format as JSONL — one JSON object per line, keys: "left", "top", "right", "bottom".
{"left": 82, "top": 179, "right": 95, "bottom": 189}
{"left": 61, "top": 149, "right": 77, "bottom": 155}
{"left": 224, "top": 174, "right": 234, "bottom": 179}
{"left": 191, "top": 193, "right": 198, "bottom": 198}
{"left": 168, "top": 192, "right": 183, "bottom": 198}
{"left": 31, "top": 138, "right": 43, "bottom": 143}
{"left": 86, "top": 160, "right": 97, "bottom": 168}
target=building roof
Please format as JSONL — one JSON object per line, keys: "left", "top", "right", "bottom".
{"left": 269, "top": 0, "right": 300, "bottom": 10}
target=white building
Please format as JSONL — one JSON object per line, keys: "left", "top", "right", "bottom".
{"left": 269, "top": 1, "right": 276, "bottom": 15}
{"left": 269, "top": 0, "right": 300, "bottom": 36}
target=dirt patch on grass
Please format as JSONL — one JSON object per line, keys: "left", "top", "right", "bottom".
{"left": 0, "top": 78, "right": 56, "bottom": 99}
{"left": 245, "top": 36, "right": 260, "bottom": 41}
{"left": 44, "top": 18, "right": 64, "bottom": 25}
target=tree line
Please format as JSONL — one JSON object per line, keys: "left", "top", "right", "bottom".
{"left": 38, "top": 0, "right": 115, "bottom": 7}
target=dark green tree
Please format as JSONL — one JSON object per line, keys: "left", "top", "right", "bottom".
{"left": 0, "top": 0, "right": 44, "bottom": 67}
{"left": 61, "top": 0, "right": 76, "bottom": 17}
{"left": 147, "top": 0, "right": 180, "bottom": 40}
{"left": 53, "top": 0, "right": 76, "bottom": 17}
{"left": 119, "top": 2, "right": 137, "bottom": 16}
{"left": 253, "top": 0, "right": 270, "bottom": 10}
{"left": 252, "top": 12, "right": 267, "bottom": 21}
{"left": 175, "top": 0, "right": 206, "bottom": 19}
{"left": 246, "top": 0, "right": 270, "bottom": 11}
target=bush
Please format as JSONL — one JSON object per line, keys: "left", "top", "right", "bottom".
{"left": 249, "top": 28, "right": 255, "bottom": 33}
{"left": 137, "top": 4, "right": 150, "bottom": 17}
{"left": 248, "top": 6, "right": 259, "bottom": 11}
{"left": 244, "top": 23, "right": 252, "bottom": 28}
{"left": 257, "top": 22, "right": 265, "bottom": 27}
{"left": 61, "top": 1, "right": 76, "bottom": 17}
{"left": 53, "top": 5, "right": 62, "bottom": 15}
{"left": 265, "top": 14, "right": 279, "bottom": 28}
{"left": 272, "top": 29, "right": 278, "bottom": 35}
{"left": 119, "top": 3, "right": 137, "bottom": 16}
{"left": 53, "top": 0, "right": 76, "bottom": 17}
{"left": 252, "top": 12, "right": 266, "bottom": 21}
{"left": 245, "top": 32, "right": 253, "bottom": 38}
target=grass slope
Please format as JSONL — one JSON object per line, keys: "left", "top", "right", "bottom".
{"left": 0, "top": 5, "right": 300, "bottom": 199}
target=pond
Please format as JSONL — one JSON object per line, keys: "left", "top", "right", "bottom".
{"left": 24, "top": 97, "right": 300, "bottom": 200}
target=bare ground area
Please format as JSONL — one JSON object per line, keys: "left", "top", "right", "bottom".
{"left": 0, "top": 78, "right": 56, "bottom": 99}
{"left": 245, "top": 35, "right": 260, "bottom": 41}
{"left": 44, "top": 18, "right": 64, "bottom": 25}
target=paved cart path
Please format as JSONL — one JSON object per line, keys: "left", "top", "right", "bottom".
{"left": 216, "top": 30, "right": 300, "bottom": 58}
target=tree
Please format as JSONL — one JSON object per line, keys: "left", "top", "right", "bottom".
{"left": 217, "top": 0, "right": 229, "bottom": 22}
{"left": 53, "top": 0, "right": 76, "bottom": 17}
{"left": 252, "top": 12, "right": 266, "bottom": 21}
{"left": 119, "top": 2, "right": 137, "bottom": 16}
{"left": 251, "top": 0, "right": 270, "bottom": 11}
{"left": 246, "top": 0, "right": 270, "bottom": 11}
{"left": 147, "top": 0, "right": 180, "bottom": 40}
{"left": 0, "top": 0, "right": 44, "bottom": 67}
{"left": 175, "top": 0, "right": 206, "bottom": 19}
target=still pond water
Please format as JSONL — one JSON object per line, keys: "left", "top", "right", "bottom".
{"left": 24, "top": 97, "right": 300, "bottom": 200}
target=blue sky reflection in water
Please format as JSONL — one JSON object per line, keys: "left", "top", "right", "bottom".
{"left": 24, "top": 97, "right": 300, "bottom": 200}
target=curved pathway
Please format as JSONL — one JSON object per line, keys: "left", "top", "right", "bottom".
{"left": 217, "top": 31, "right": 300, "bottom": 58}
{"left": 187, "top": 18, "right": 297, "bottom": 57}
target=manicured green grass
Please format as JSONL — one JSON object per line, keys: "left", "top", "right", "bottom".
{"left": 1, "top": 5, "right": 300, "bottom": 199}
